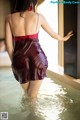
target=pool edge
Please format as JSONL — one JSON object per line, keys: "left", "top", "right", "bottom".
{"left": 47, "top": 70, "right": 80, "bottom": 90}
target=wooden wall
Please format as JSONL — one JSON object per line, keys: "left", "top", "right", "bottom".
{"left": 0, "top": 0, "right": 10, "bottom": 39}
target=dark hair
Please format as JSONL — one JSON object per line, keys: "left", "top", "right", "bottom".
{"left": 14, "top": 0, "right": 37, "bottom": 12}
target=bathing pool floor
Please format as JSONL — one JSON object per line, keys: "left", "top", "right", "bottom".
{"left": 0, "top": 67, "right": 80, "bottom": 120}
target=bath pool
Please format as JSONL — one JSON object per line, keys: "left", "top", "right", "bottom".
{"left": 0, "top": 67, "right": 80, "bottom": 120}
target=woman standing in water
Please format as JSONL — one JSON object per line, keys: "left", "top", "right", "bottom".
{"left": 5, "top": 0, "right": 73, "bottom": 101}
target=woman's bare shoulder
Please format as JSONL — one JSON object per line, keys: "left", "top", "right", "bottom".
{"left": 5, "top": 14, "right": 12, "bottom": 24}
{"left": 6, "top": 12, "right": 19, "bottom": 18}
{"left": 37, "top": 13, "right": 46, "bottom": 23}
{"left": 37, "top": 13, "right": 43, "bottom": 17}
{"left": 6, "top": 12, "right": 20, "bottom": 22}
{"left": 6, "top": 14, "right": 11, "bottom": 20}
{"left": 37, "top": 13, "right": 46, "bottom": 20}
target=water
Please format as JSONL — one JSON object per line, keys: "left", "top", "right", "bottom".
{"left": 0, "top": 67, "right": 80, "bottom": 120}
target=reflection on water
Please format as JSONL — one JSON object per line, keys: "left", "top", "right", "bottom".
{"left": 0, "top": 68, "right": 80, "bottom": 120}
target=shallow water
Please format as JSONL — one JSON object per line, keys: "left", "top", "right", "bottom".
{"left": 0, "top": 68, "right": 80, "bottom": 120}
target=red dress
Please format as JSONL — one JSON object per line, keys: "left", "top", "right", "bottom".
{"left": 12, "top": 33, "right": 48, "bottom": 84}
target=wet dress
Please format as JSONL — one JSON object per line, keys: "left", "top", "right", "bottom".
{"left": 12, "top": 33, "right": 48, "bottom": 84}
{"left": 11, "top": 13, "right": 48, "bottom": 84}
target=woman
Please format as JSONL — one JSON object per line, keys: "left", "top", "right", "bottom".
{"left": 5, "top": 0, "right": 73, "bottom": 101}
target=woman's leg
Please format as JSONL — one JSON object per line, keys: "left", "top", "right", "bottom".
{"left": 21, "top": 82, "right": 29, "bottom": 94}
{"left": 27, "top": 80, "right": 43, "bottom": 102}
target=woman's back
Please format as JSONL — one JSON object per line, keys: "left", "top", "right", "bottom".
{"left": 9, "top": 11, "right": 40, "bottom": 37}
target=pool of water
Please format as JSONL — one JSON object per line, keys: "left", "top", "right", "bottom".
{"left": 0, "top": 67, "right": 80, "bottom": 120}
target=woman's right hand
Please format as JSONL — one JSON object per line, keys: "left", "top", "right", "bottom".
{"left": 63, "top": 31, "right": 74, "bottom": 41}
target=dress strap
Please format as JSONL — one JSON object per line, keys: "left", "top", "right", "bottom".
{"left": 35, "top": 13, "right": 39, "bottom": 33}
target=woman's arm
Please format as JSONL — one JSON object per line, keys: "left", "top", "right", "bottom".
{"left": 5, "top": 15, "right": 13, "bottom": 61}
{"left": 40, "top": 14, "right": 73, "bottom": 41}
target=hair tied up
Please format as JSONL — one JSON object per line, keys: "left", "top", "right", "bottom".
{"left": 28, "top": 2, "right": 33, "bottom": 11}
